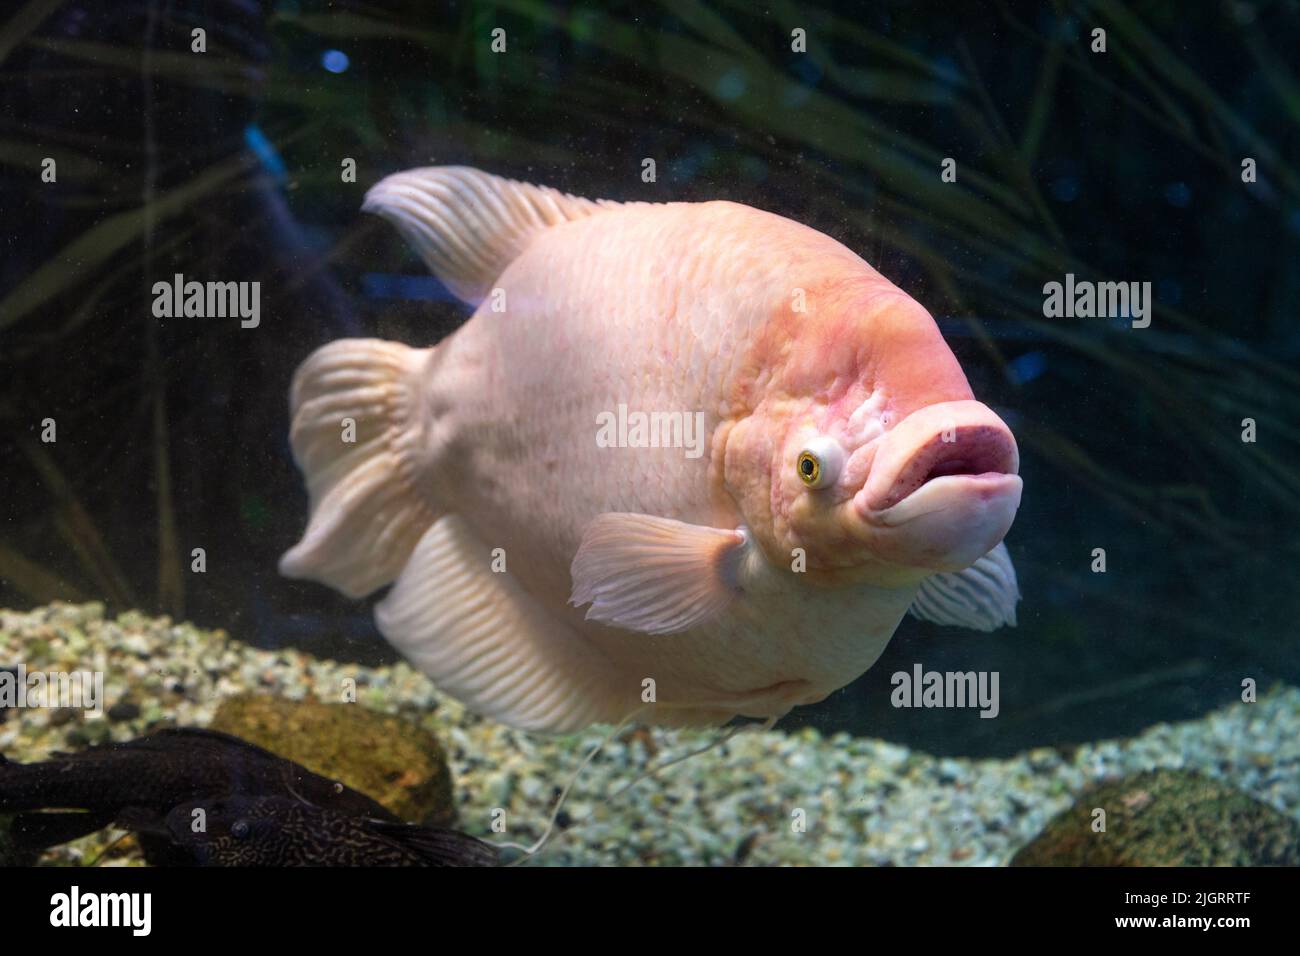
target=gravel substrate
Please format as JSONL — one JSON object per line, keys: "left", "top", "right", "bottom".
{"left": 2, "top": 602, "right": 1297, "bottom": 866}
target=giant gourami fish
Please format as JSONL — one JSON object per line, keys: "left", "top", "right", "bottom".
{"left": 279, "top": 167, "right": 1023, "bottom": 733}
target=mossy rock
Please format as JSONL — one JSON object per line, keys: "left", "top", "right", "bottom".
{"left": 1012, "top": 770, "right": 1300, "bottom": 866}
{"left": 209, "top": 694, "right": 455, "bottom": 827}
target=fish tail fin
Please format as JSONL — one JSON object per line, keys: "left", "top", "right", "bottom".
{"left": 279, "top": 338, "right": 439, "bottom": 599}
{"left": 362, "top": 166, "right": 619, "bottom": 305}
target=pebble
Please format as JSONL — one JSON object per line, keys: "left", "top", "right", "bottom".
{"left": 47, "top": 707, "right": 80, "bottom": 727}
{"left": 1, "top": 601, "right": 1298, "bottom": 867}
{"left": 107, "top": 701, "right": 141, "bottom": 722}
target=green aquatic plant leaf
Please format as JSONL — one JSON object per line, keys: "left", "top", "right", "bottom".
{"left": 29, "top": 37, "right": 262, "bottom": 88}
{"left": 0, "top": 137, "right": 105, "bottom": 179}
{"left": 0, "top": 540, "right": 88, "bottom": 605}
{"left": 1087, "top": 0, "right": 1300, "bottom": 201}
{"left": 268, "top": 10, "right": 447, "bottom": 47}
{"left": 0, "top": 153, "right": 254, "bottom": 330}
{"left": 0, "top": 0, "right": 64, "bottom": 65}
{"left": 15, "top": 435, "right": 136, "bottom": 609}
{"left": 0, "top": 119, "right": 324, "bottom": 331}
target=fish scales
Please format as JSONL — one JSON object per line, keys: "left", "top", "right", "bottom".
{"left": 280, "top": 167, "right": 1024, "bottom": 733}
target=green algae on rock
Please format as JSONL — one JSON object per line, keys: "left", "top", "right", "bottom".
{"left": 1011, "top": 770, "right": 1300, "bottom": 866}
{"left": 209, "top": 693, "right": 456, "bottom": 827}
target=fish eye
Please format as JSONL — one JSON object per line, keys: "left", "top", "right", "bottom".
{"left": 231, "top": 819, "right": 251, "bottom": 840}
{"left": 797, "top": 436, "right": 844, "bottom": 489}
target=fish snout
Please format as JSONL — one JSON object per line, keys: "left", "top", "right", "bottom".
{"left": 853, "top": 401, "right": 1022, "bottom": 571}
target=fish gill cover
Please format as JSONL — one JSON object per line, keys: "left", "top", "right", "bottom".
{"left": 0, "top": 0, "right": 1296, "bottom": 876}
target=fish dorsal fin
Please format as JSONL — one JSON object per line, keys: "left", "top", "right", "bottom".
{"left": 363, "top": 166, "right": 620, "bottom": 305}
{"left": 909, "top": 542, "right": 1020, "bottom": 632}
{"left": 374, "top": 515, "right": 626, "bottom": 734}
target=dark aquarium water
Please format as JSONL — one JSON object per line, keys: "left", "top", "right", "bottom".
{"left": 1, "top": 0, "right": 1298, "bottom": 885}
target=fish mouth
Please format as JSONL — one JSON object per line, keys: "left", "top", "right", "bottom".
{"left": 867, "top": 424, "right": 1019, "bottom": 516}
{"left": 853, "top": 400, "right": 1022, "bottom": 570}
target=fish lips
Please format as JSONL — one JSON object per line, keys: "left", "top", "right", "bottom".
{"left": 853, "top": 400, "right": 1022, "bottom": 571}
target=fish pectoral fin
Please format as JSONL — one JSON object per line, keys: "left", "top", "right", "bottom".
{"left": 909, "top": 541, "right": 1020, "bottom": 632}
{"left": 367, "top": 821, "right": 500, "bottom": 867}
{"left": 569, "top": 513, "right": 748, "bottom": 635}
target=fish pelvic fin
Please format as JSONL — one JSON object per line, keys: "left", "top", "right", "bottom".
{"left": 362, "top": 166, "right": 625, "bottom": 305}
{"left": 909, "top": 541, "right": 1020, "bottom": 632}
{"left": 280, "top": 338, "right": 439, "bottom": 599}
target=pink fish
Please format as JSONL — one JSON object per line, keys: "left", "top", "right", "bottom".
{"left": 280, "top": 167, "right": 1022, "bottom": 733}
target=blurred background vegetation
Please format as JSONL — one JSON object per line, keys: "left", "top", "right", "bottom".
{"left": 1, "top": 0, "right": 1297, "bottom": 755}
